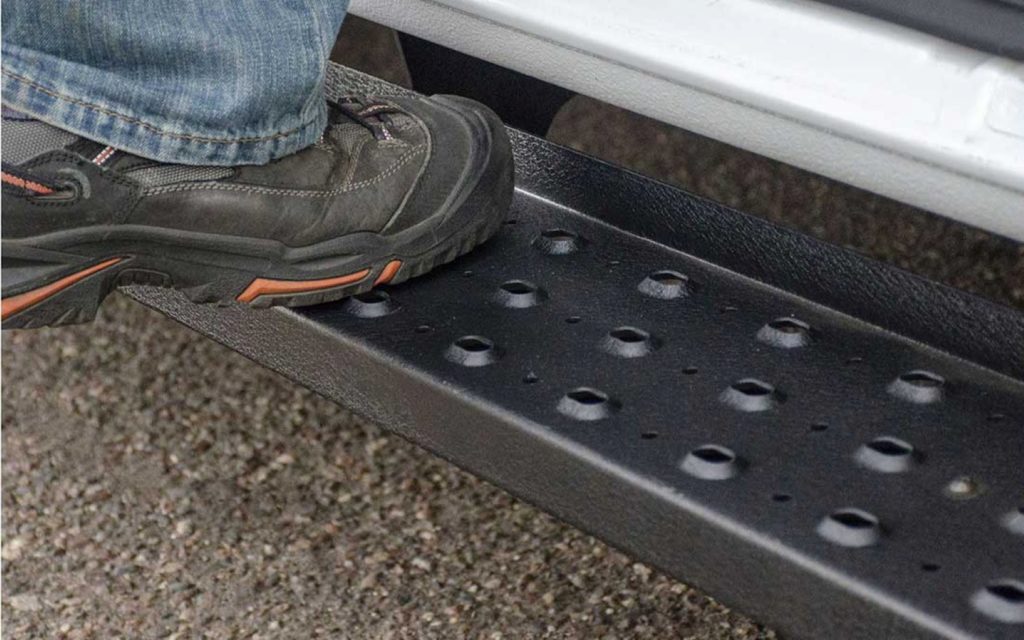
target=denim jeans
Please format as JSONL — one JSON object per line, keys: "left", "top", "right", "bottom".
{"left": 1, "top": 1, "right": 350, "bottom": 165}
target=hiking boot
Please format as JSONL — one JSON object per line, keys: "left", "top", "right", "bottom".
{"left": 1, "top": 94, "right": 513, "bottom": 328}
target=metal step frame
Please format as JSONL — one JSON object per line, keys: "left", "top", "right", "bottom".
{"left": 126, "top": 64, "right": 1024, "bottom": 640}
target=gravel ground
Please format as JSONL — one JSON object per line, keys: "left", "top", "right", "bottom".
{"left": 3, "top": 16, "right": 1022, "bottom": 640}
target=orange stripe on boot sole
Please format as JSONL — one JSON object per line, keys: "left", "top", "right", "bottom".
{"left": 236, "top": 268, "right": 371, "bottom": 303}
{"left": 374, "top": 260, "right": 402, "bottom": 285}
{"left": 1, "top": 257, "right": 122, "bottom": 320}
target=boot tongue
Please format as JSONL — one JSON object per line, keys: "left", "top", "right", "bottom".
{"left": 2, "top": 107, "right": 78, "bottom": 164}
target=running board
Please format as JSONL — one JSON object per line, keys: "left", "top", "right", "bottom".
{"left": 126, "top": 64, "right": 1024, "bottom": 640}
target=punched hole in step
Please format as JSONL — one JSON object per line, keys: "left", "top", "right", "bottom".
{"left": 568, "top": 388, "right": 607, "bottom": 405}
{"left": 732, "top": 380, "right": 773, "bottom": 396}
{"left": 830, "top": 510, "right": 876, "bottom": 529}
{"left": 769, "top": 318, "right": 808, "bottom": 334}
{"left": 609, "top": 327, "right": 647, "bottom": 343}
{"left": 899, "top": 371, "right": 943, "bottom": 387}
{"left": 355, "top": 290, "right": 388, "bottom": 304}
{"left": 455, "top": 336, "right": 492, "bottom": 352}
{"left": 867, "top": 438, "right": 912, "bottom": 456}
{"left": 501, "top": 280, "right": 535, "bottom": 295}
{"left": 692, "top": 446, "right": 734, "bottom": 464}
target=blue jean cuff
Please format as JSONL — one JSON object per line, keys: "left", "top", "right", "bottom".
{"left": 1, "top": 64, "right": 327, "bottom": 167}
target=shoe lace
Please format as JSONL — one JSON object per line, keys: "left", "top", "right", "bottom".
{"left": 0, "top": 162, "right": 73, "bottom": 197}
{"left": 331, "top": 98, "right": 403, "bottom": 141}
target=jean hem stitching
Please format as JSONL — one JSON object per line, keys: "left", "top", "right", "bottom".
{"left": 2, "top": 68, "right": 314, "bottom": 145}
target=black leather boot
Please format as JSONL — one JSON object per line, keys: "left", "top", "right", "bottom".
{"left": 1, "top": 95, "right": 513, "bottom": 328}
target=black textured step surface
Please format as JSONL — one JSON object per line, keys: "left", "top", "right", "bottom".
{"left": 126, "top": 64, "right": 1024, "bottom": 640}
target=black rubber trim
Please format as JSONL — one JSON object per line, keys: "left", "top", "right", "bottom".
{"left": 126, "top": 64, "right": 1024, "bottom": 640}
{"left": 817, "top": 0, "right": 1024, "bottom": 59}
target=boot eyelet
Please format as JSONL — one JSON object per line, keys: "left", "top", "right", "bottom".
{"left": 33, "top": 167, "right": 91, "bottom": 202}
